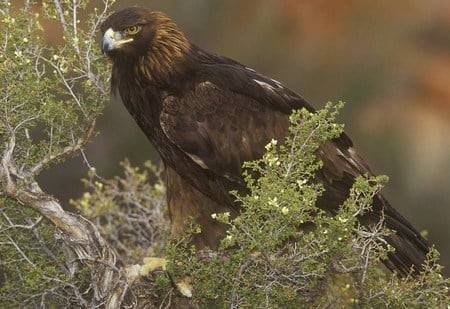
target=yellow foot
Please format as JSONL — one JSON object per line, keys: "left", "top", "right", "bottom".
{"left": 138, "top": 257, "right": 167, "bottom": 276}
{"left": 131, "top": 257, "right": 193, "bottom": 298}
{"left": 176, "top": 276, "right": 193, "bottom": 298}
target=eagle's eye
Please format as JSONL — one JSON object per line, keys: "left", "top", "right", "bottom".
{"left": 124, "top": 25, "right": 141, "bottom": 35}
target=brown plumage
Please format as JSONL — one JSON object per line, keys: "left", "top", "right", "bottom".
{"left": 101, "top": 7, "right": 430, "bottom": 275}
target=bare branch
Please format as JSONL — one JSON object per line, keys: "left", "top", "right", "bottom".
{"left": 1, "top": 211, "right": 43, "bottom": 230}
{"left": 27, "top": 118, "right": 96, "bottom": 177}
{"left": 6, "top": 235, "right": 36, "bottom": 267}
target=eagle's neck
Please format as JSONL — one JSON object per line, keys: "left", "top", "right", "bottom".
{"left": 137, "top": 13, "right": 193, "bottom": 87}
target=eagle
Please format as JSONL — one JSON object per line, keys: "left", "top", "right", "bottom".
{"left": 100, "top": 7, "right": 430, "bottom": 275}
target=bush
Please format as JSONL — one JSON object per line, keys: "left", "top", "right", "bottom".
{"left": 0, "top": 1, "right": 448, "bottom": 308}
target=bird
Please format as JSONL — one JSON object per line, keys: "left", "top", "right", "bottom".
{"left": 100, "top": 7, "right": 430, "bottom": 276}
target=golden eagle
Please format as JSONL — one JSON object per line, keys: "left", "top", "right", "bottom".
{"left": 101, "top": 7, "right": 430, "bottom": 275}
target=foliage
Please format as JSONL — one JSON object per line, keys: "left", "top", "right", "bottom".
{"left": 70, "top": 160, "right": 169, "bottom": 265}
{"left": 0, "top": 1, "right": 448, "bottom": 308}
{"left": 0, "top": 202, "right": 89, "bottom": 308}
{"left": 0, "top": 0, "right": 107, "bottom": 173}
{"left": 0, "top": 0, "right": 114, "bottom": 307}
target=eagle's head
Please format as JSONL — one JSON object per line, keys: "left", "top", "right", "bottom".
{"left": 101, "top": 7, "right": 191, "bottom": 84}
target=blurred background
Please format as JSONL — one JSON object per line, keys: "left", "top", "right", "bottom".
{"left": 37, "top": 0, "right": 450, "bottom": 274}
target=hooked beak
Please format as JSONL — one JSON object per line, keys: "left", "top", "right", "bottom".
{"left": 102, "top": 28, "right": 133, "bottom": 54}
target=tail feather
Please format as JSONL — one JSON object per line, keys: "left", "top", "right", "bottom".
{"left": 372, "top": 195, "right": 430, "bottom": 275}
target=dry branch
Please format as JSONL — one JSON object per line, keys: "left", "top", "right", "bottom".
{"left": 0, "top": 123, "right": 134, "bottom": 307}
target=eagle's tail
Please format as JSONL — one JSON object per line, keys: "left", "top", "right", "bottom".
{"left": 367, "top": 195, "right": 431, "bottom": 276}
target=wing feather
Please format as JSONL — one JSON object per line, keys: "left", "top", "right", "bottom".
{"left": 160, "top": 81, "right": 290, "bottom": 182}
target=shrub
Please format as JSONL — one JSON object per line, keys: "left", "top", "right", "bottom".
{"left": 0, "top": 1, "right": 447, "bottom": 308}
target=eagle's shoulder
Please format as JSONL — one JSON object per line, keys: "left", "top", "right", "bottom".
{"left": 192, "top": 49, "right": 313, "bottom": 114}
{"left": 160, "top": 78, "right": 290, "bottom": 182}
